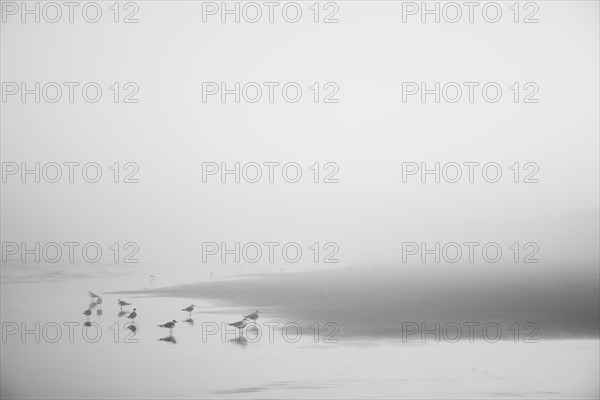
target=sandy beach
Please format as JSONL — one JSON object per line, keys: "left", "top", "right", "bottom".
{"left": 1, "top": 265, "right": 598, "bottom": 399}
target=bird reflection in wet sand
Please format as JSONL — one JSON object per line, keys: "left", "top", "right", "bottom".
{"left": 117, "top": 311, "right": 128, "bottom": 318}
{"left": 159, "top": 335, "right": 176, "bottom": 344}
{"left": 97, "top": 309, "right": 103, "bottom": 316}
{"left": 229, "top": 335, "right": 248, "bottom": 347}
{"left": 183, "top": 318, "right": 194, "bottom": 326}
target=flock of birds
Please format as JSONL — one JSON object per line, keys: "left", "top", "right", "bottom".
{"left": 83, "top": 291, "right": 261, "bottom": 343}
{"left": 82, "top": 291, "right": 103, "bottom": 326}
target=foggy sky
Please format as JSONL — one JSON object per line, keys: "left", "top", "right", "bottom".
{"left": 1, "top": 1, "right": 598, "bottom": 271}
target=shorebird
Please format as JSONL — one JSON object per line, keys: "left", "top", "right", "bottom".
{"left": 228, "top": 318, "right": 249, "bottom": 330}
{"left": 243, "top": 311, "right": 261, "bottom": 322}
{"left": 158, "top": 320, "right": 178, "bottom": 334}
{"left": 182, "top": 305, "right": 196, "bottom": 317}
{"left": 118, "top": 299, "right": 131, "bottom": 310}
{"left": 88, "top": 291, "right": 99, "bottom": 299}
{"left": 83, "top": 309, "right": 92, "bottom": 320}
{"left": 128, "top": 308, "right": 137, "bottom": 320}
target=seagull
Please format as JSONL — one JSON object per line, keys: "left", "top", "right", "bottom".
{"left": 89, "top": 291, "right": 100, "bottom": 299}
{"left": 158, "top": 320, "right": 178, "bottom": 334}
{"left": 128, "top": 308, "right": 137, "bottom": 320}
{"left": 228, "top": 318, "right": 249, "bottom": 330}
{"left": 182, "top": 305, "right": 196, "bottom": 317}
{"left": 83, "top": 309, "right": 92, "bottom": 320}
{"left": 244, "top": 311, "right": 261, "bottom": 322}
{"left": 118, "top": 299, "right": 131, "bottom": 310}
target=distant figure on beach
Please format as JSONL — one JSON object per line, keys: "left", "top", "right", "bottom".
{"left": 158, "top": 320, "right": 178, "bottom": 334}
{"left": 182, "top": 305, "right": 196, "bottom": 317}
{"left": 229, "top": 318, "right": 249, "bottom": 330}
{"left": 128, "top": 308, "right": 137, "bottom": 320}
{"left": 244, "top": 311, "right": 261, "bottom": 322}
{"left": 118, "top": 299, "right": 132, "bottom": 310}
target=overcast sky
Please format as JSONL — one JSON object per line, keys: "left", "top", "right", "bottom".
{"left": 1, "top": 1, "right": 598, "bottom": 270}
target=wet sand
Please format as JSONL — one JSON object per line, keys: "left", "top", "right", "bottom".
{"left": 119, "top": 265, "right": 600, "bottom": 340}
{"left": 1, "top": 267, "right": 599, "bottom": 398}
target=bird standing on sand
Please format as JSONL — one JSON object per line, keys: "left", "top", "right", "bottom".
{"left": 83, "top": 309, "right": 92, "bottom": 320}
{"left": 158, "top": 320, "right": 178, "bottom": 334}
{"left": 182, "top": 305, "right": 196, "bottom": 317}
{"left": 118, "top": 299, "right": 131, "bottom": 310}
{"left": 229, "top": 318, "right": 249, "bottom": 330}
{"left": 244, "top": 311, "right": 261, "bottom": 322}
{"left": 128, "top": 308, "right": 137, "bottom": 320}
